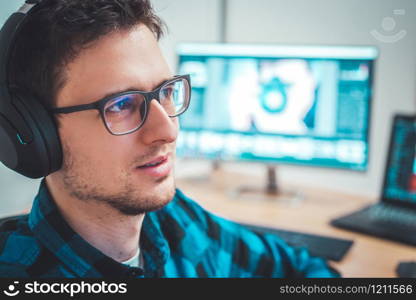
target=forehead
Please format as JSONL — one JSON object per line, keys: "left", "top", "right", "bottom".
{"left": 57, "top": 24, "right": 171, "bottom": 107}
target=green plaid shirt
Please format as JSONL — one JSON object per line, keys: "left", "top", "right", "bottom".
{"left": 0, "top": 180, "right": 339, "bottom": 278}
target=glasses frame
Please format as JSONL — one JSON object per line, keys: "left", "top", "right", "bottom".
{"left": 50, "top": 74, "right": 191, "bottom": 136}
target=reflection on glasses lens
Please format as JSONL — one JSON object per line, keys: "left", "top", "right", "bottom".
{"left": 104, "top": 93, "right": 146, "bottom": 135}
{"left": 159, "top": 78, "right": 189, "bottom": 117}
{"left": 103, "top": 76, "right": 190, "bottom": 135}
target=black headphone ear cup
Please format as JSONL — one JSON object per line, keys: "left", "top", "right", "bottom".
{"left": 0, "top": 102, "right": 50, "bottom": 178}
{"left": 0, "top": 113, "right": 20, "bottom": 170}
{"left": 0, "top": 0, "right": 60, "bottom": 178}
{"left": 10, "top": 93, "right": 63, "bottom": 178}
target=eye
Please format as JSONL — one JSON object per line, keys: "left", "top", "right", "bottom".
{"left": 107, "top": 96, "right": 134, "bottom": 113}
{"left": 161, "top": 85, "right": 174, "bottom": 100}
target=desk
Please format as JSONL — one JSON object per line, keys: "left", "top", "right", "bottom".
{"left": 175, "top": 169, "right": 415, "bottom": 278}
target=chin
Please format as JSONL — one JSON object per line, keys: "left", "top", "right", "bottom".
{"left": 154, "top": 174, "right": 176, "bottom": 202}
{"left": 138, "top": 174, "right": 176, "bottom": 212}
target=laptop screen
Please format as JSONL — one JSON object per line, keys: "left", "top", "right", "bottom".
{"left": 382, "top": 115, "right": 416, "bottom": 206}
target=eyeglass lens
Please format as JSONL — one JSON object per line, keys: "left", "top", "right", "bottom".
{"left": 103, "top": 78, "right": 190, "bottom": 135}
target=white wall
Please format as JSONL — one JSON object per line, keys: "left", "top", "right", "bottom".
{"left": 0, "top": 0, "right": 24, "bottom": 21}
{"left": 154, "top": 0, "right": 416, "bottom": 199}
{"left": 0, "top": 0, "right": 415, "bottom": 217}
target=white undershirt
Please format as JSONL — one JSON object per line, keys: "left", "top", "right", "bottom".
{"left": 122, "top": 248, "right": 143, "bottom": 268}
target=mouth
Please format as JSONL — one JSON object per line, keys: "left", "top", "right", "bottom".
{"left": 137, "top": 155, "right": 168, "bottom": 168}
{"left": 135, "top": 154, "right": 172, "bottom": 178}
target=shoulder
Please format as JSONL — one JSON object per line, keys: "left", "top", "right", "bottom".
{"left": 0, "top": 215, "right": 41, "bottom": 272}
{"left": 158, "top": 190, "right": 340, "bottom": 277}
{"left": 166, "top": 188, "right": 234, "bottom": 231}
{"left": 166, "top": 189, "right": 269, "bottom": 246}
{"left": 168, "top": 188, "right": 204, "bottom": 221}
{"left": 164, "top": 190, "right": 292, "bottom": 276}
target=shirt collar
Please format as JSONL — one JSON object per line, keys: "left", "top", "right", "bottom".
{"left": 28, "top": 179, "right": 171, "bottom": 278}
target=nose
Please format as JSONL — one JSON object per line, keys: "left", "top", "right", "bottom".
{"left": 138, "top": 99, "right": 178, "bottom": 145}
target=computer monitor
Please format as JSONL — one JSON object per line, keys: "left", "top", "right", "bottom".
{"left": 175, "top": 43, "right": 377, "bottom": 197}
{"left": 382, "top": 115, "right": 416, "bottom": 207}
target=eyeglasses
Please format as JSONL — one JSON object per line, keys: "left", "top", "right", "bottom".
{"left": 51, "top": 74, "right": 191, "bottom": 135}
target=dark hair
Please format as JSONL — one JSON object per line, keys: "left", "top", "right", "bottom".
{"left": 8, "top": 0, "right": 166, "bottom": 108}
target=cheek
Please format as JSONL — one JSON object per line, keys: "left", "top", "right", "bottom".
{"left": 59, "top": 115, "right": 126, "bottom": 168}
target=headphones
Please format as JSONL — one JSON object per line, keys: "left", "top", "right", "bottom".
{"left": 0, "top": 0, "right": 62, "bottom": 179}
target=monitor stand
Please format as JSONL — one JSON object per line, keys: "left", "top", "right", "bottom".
{"left": 229, "top": 165, "right": 304, "bottom": 205}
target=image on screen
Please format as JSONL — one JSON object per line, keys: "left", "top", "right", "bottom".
{"left": 176, "top": 43, "right": 377, "bottom": 171}
{"left": 383, "top": 117, "right": 416, "bottom": 204}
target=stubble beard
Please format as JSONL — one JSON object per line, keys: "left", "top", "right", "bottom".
{"left": 59, "top": 142, "right": 176, "bottom": 216}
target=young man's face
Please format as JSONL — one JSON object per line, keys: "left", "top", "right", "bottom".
{"left": 51, "top": 24, "right": 178, "bottom": 215}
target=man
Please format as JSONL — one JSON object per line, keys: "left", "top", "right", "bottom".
{"left": 0, "top": 0, "right": 339, "bottom": 278}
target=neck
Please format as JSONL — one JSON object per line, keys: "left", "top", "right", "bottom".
{"left": 45, "top": 176, "right": 144, "bottom": 263}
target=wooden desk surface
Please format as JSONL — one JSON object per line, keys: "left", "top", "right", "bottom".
{"left": 175, "top": 169, "right": 416, "bottom": 278}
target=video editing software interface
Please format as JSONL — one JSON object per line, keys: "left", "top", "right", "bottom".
{"left": 383, "top": 117, "right": 416, "bottom": 204}
{"left": 176, "top": 44, "right": 377, "bottom": 171}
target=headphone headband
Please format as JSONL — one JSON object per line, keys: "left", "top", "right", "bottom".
{"left": 19, "top": 1, "right": 39, "bottom": 14}
{"left": 0, "top": 0, "right": 42, "bottom": 88}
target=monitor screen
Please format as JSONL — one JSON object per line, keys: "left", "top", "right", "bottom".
{"left": 383, "top": 116, "right": 416, "bottom": 204}
{"left": 176, "top": 43, "right": 377, "bottom": 171}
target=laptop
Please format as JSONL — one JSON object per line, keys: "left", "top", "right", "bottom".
{"left": 331, "top": 114, "right": 416, "bottom": 246}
